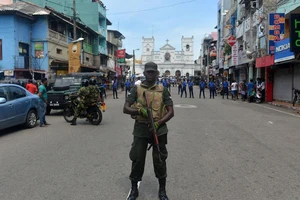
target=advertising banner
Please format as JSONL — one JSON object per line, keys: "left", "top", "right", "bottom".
{"left": 34, "top": 42, "right": 44, "bottom": 58}
{"left": 269, "top": 13, "right": 285, "bottom": 54}
{"left": 117, "top": 49, "right": 126, "bottom": 59}
{"left": 290, "top": 14, "right": 300, "bottom": 52}
{"left": 68, "top": 43, "right": 81, "bottom": 73}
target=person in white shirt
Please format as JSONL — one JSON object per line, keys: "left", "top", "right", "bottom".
{"left": 134, "top": 77, "right": 141, "bottom": 86}
{"left": 231, "top": 80, "right": 238, "bottom": 100}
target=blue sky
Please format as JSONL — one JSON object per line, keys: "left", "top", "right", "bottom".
{"left": 103, "top": 0, "right": 218, "bottom": 60}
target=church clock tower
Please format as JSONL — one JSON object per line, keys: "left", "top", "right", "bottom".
{"left": 142, "top": 37, "right": 154, "bottom": 63}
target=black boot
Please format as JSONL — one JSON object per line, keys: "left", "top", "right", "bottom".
{"left": 158, "top": 178, "right": 169, "bottom": 200}
{"left": 71, "top": 118, "right": 77, "bottom": 126}
{"left": 127, "top": 181, "right": 139, "bottom": 200}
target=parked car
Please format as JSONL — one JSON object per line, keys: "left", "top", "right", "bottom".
{"left": 0, "top": 84, "right": 39, "bottom": 130}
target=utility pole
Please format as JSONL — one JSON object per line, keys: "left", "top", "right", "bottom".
{"left": 73, "top": 0, "right": 76, "bottom": 40}
{"left": 133, "top": 49, "right": 135, "bottom": 80}
{"left": 248, "top": 6, "right": 254, "bottom": 81}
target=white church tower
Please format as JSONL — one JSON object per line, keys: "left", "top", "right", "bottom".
{"left": 182, "top": 36, "right": 194, "bottom": 64}
{"left": 141, "top": 37, "right": 155, "bottom": 63}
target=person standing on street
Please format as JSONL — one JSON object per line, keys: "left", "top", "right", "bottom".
{"left": 125, "top": 79, "right": 131, "bottom": 97}
{"left": 188, "top": 80, "right": 194, "bottom": 98}
{"left": 102, "top": 81, "right": 107, "bottom": 99}
{"left": 222, "top": 79, "right": 229, "bottom": 99}
{"left": 181, "top": 79, "right": 187, "bottom": 98}
{"left": 113, "top": 77, "right": 118, "bottom": 99}
{"left": 177, "top": 79, "right": 182, "bottom": 95}
{"left": 199, "top": 79, "right": 206, "bottom": 98}
{"left": 26, "top": 79, "right": 37, "bottom": 94}
{"left": 38, "top": 78, "right": 50, "bottom": 127}
{"left": 231, "top": 80, "right": 238, "bottom": 100}
{"left": 123, "top": 62, "right": 174, "bottom": 200}
{"left": 209, "top": 80, "right": 215, "bottom": 99}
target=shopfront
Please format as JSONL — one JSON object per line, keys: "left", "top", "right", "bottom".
{"left": 256, "top": 55, "right": 274, "bottom": 102}
{"left": 273, "top": 38, "right": 295, "bottom": 102}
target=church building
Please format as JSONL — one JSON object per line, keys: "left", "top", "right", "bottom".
{"left": 134, "top": 36, "right": 197, "bottom": 77}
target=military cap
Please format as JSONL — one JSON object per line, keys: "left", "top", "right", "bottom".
{"left": 144, "top": 62, "right": 158, "bottom": 72}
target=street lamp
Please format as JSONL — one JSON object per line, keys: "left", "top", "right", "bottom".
{"left": 133, "top": 48, "right": 139, "bottom": 80}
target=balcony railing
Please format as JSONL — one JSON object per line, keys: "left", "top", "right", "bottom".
{"left": 48, "top": 29, "right": 68, "bottom": 44}
{"left": 83, "top": 43, "right": 93, "bottom": 54}
{"left": 112, "top": 38, "right": 122, "bottom": 47}
{"left": 99, "top": 46, "right": 107, "bottom": 55}
{"left": 13, "top": 55, "right": 41, "bottom": 70}
{"left": 98, "top": 26, "right": 106, "bottom": 38}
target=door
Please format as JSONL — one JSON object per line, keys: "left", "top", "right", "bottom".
{"left": 273, "top": 67, "right": 293, "bottom": 101}
{"left": 0, "top": 86, "right": 15, "bottom": 129}
{"left": 8, "top": 86, "right": 28, "bottom": 124}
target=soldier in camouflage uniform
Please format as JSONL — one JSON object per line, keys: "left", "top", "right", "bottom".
{"left": 88, "top": 78, "right": 100, "bottom": 103}
{"left": 71, "top": 79, "right": 90, "bottom": 126}
{"left": 123, "top": 62, "right": 174, "bottom": 200}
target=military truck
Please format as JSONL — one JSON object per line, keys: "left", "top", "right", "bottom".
{"left": 46, "top": 72, "right": 104, "bottom": 115}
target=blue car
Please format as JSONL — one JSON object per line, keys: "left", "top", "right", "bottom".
{"left": 0, "top": 84, "right": 39, "bottom": 130}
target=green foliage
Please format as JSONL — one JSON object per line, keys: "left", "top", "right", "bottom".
{"left": 224, "top": 43, "right": 232, "bottom": 55}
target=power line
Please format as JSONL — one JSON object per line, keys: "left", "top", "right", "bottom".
{"left": 107, "top": 0, "right": 197, "bottom": 15}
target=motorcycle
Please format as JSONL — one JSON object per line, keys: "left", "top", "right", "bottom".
{"left": 255, "top": 90, "right": 262, "bottom": 103}
{"left": 293, "top": 88, "right": 300, "bottom": 107}
{"left": 63, "top": 94, "right": 103, "bottom": 125}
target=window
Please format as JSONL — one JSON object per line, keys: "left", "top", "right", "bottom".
{"left": 8, "top": 86, "right": 26, "bottom": 100}
{"left": 0, "top": 86, "right": 9, "bottom": 100}
{"left": 86, "top": 57, "right": 90, "bottom": 62}
{"left": 0, "top": 39, "right": 2, "bottom": 60}
{"left": 56, "top": 48, "right": 62, "bottom": 54}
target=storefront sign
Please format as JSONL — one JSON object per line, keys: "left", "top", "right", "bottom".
{"left": 4, "top": 70, "right": 14, "bottom": 76}
{"left": 226, "top": 36, "right": 237, "bottom": 47}
{"left": 274, "top": 38, "right": 295, "bottom": 63}
{"left": 34, "top": 42, "right": 44, "bottom": 58}
{"left": 232, "top": 43, "right": 238, "bottom": 66}
{"left": 117, "top": 49, "right": 126, "bottom": 58}
{"left": 290, "top": 14, "right": 300, "bottom": 52}
{"left": 269, "top": 13, "right": 285, "bottom": 54}
{"left": 256, "top": 55, "right": 274, "bottom": 68}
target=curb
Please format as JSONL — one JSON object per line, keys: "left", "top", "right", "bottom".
{"left": 268, "top": 102, "right": 300, "bottom": 112}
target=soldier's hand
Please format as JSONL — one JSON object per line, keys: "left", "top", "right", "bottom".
{"left": 154, "top": 122, "right": 160, "bottom": 130}
{"left": 139, "top": 108, "right": 148, "bottom": 118}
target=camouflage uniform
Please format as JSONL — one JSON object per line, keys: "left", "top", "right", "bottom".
{"left": 74, "top": 86, "right": 90, "bottom": 117}
{"left": 88, "top": 85, "right": 99, "bottom": 103}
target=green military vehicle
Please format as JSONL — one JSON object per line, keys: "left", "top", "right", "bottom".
{"left": 46, "top": 72, "right": 104, "bottom": 115}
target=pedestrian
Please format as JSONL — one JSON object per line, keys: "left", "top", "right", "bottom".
{"left": 247, "top": 79, "right": 255, "bottom": 102}
{"left": 209, "top": 80, "right": 215, "bottom": 99}
{"left": 123, "top": 61, "right": 174, "bottom": 200}
{"left": 177, "top": 79, "right": 182, "bottom": 95}
{"left": 257, "top": 78, "right": 265, "bottom": 102}
{"left": 222, "top": 79, "right": 229, "bottom": 99}
{"left": 113, "top": 77, "right": 118, "bottom": 99}
{"left": 181, "top": 79, "right": 187, "bottom": 98}
{"left": 199, "top": 79, "right": 206, "bottom": 98}
{"left": 231, "top": 80, "right": 238, "bottom": 100}
{"left": 188, "top": 80, "right": 194, "bottom": 98}
{"left": 241, "top": 80, "right": 247, "bottom": 101}
{"left": 26, "top": 79, "right": 38, "bottom": 94}
{"left": 71, "top": 79, "right": 90, "bottom": 125}
{"left": 125, "top": 79, "right": 131, "bottom": 97}
{"left": 38, "top": 78, "right": 50, "bottom": 127}
{"left": 102, "top": 81, "right": 107, "bottom": 99}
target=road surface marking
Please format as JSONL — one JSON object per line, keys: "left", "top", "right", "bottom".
{"left": 255, "top": 104, "right": 300, "bottom": 118}
{"left": 126, "top": 181, "right": 141, "bottom": 199}
{"left": 174, "top": 104, "right": 197, "bottom": 108}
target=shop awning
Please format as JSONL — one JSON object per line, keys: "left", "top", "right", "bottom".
{"left": 256, "top": 55, "right": 274, "bottom": 68}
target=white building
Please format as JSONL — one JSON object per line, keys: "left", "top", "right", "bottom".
{"left": 134, "top": 36, "right": 198, "bottom": 77}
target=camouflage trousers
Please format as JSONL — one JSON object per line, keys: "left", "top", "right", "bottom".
{"left": 74, "top": 100, "right": 88, "bottom": 118}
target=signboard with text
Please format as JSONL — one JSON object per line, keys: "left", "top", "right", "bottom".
{"left": 269, "top": 13, "right": 285, "bottom": 54}
{"left": 232, "top": 43, "right": 238, "bottom": 66}
{"left": 226, "top": 36, "right": 236, "bottom": 47}
{"left": 290, "top": 14, "right": 300, "bottom": 52}
{"left": 117, "top": 49, "right": 126, "bottom": 59}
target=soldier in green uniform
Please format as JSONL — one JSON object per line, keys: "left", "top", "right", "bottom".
{"left": 123, "top": 62, "right": 174, "bottom": 200}
{"left": 71, "top": 79, "right": 90, "bottom": 126}
{"left": 88, "top": 78, "right": 100, "bottom": 103}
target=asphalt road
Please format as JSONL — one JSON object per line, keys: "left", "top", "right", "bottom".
{"left": 1, "top": 87, "right": 300, "bottom": 200}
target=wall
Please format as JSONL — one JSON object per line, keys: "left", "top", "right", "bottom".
{"left": 0, "top": 0, "right": 13, "bottom": 5}
{"left": 0, "top": 15, "right": 15, "bottom": 71}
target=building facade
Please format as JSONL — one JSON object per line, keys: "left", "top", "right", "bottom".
{"left": 0, "top": 2, "right": 99, "bottom": 80}
{"left": 15, "top": 0, "right": 110, "bottom": 61}
{"left": 134, "top": 36, "right": 197, "bottom": 77}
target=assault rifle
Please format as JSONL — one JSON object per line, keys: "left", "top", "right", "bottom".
{"left": 143, "top": 91, "right": 162, "bottom": 162}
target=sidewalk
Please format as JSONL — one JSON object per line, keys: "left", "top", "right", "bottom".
{"left": 268, "top": 101, "right": 300, "bottom": 112}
